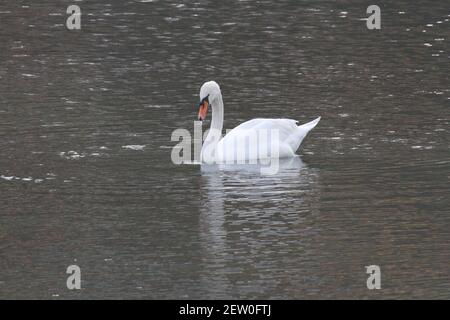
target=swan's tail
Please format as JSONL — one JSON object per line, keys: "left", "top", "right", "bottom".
{"left": 298, "top": 116, "right": 321, "bottom": 132}
{"left": 288, "top": 117, "right": 321, "bottom": 152}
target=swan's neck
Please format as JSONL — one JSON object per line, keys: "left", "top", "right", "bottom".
{"left": 201, "top": 94, "right": 223, "bottom": 161}
{"left": 210, "top": 94, "right": 224, "bottom": 135}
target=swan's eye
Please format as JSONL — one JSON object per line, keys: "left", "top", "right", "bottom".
{"left": 199, "top": 95, "right": 209, "bottom": 106}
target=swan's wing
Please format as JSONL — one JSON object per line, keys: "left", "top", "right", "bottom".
{"left": 224, "top": 118, "right": 299, "bottom": 142}
{"left": 217, "top": 119, "right": 298, "bottom": 159}
{"left": 217, "top": 117, "right": 320, "bottom": 161}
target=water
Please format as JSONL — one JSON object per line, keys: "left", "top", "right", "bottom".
{"left": 0, "top": 0, "right": 449, "bottom": 299}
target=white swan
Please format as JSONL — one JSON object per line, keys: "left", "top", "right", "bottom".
{"left": 197, "top": 81, "right": 320, "bottom": 164}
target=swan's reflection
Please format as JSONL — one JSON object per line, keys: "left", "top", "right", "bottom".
{"left": 197, "top": 157, "right": 321, "bottom": 295}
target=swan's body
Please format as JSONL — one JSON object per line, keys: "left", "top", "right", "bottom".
{"left": 197, "top": 81, "right": 320, "bottom": 164}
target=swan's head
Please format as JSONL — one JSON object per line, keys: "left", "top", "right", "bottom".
{"left": 198, "top": 81, "right": 221, "bottom": 121}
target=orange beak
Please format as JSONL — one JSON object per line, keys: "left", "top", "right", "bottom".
{"left": 198, "top": 100, "right": 209, "bottom": 121}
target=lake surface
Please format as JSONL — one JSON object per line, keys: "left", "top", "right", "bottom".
{"left": 0, "top": 0, "right": 448, "bottom": 299}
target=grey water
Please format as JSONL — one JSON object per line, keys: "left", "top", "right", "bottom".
{"left": 0, "top": 0, "right": 449, "bottom": 299}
